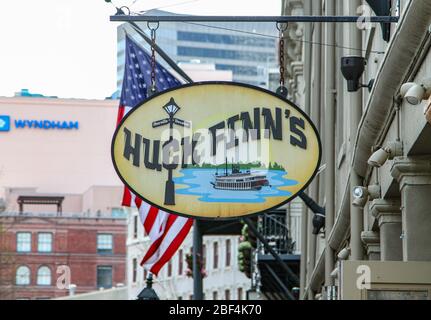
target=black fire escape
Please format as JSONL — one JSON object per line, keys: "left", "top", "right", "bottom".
{"left": 255, "top": 210, "right": 300, "bottom": 300}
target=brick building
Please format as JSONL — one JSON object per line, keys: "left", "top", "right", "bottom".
{"left": 0, "top": 95, "right": 127, "bottom": 299}
{"left": 0, "top": 207, "right": 126, "bottom": 300}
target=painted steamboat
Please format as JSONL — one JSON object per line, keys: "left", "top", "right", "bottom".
{"left": 211, "top": 160, "right": 269, "bottom": 191}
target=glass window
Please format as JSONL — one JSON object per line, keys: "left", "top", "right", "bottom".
{"left": 132, "top": 258, "right": 137, "bottom": 283}
{"left": 177, "top": 46, "right": 270, "bottom": 62}
{"left": 16, "top": 266, "right": 30, "bottom": 285}
{"left": 178, "top": 249, "right": 183, "bottom": 275}
{"left": 168, "top": 260, "right": 172, "bottom": 277}
{"left": 37, "top": 233, "right": 52, "bottom": 253}
{"left": 226, "top": 239, "right": 231, "bottom": 267}
{"left": 133, "top": 216, "right": 138, "bottom": 239}
{"left": 238, "top": 287, "right": 243, "bottom": 300}
{"left": 97, "top": 234, "right": 113, "bottom": 254}
{"left": 225, "top": 289, "right": 230, "bottom": 300}
{"left": 37, "top": 266, "right": 51, "bottom": 286}
{"left": 213, "top": 242, "right": 218, "bottom": 269}
{"left": 97, "top": 266, "right": 113, "bottom": 289}
{"left": 202, "top": 244, "right": 206, "bottom": 269}
{"left": 177, "top": 31, "right": 276, "bottom": 48}
{"left": 213, "top": 291, "right": 218, "bottom": 300}
{"left": 16, "top": 232, "right": 31, "bottom": 252}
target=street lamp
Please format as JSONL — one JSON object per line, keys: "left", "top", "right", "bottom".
{"left": 137, "top": 274, "right": 159, "bottom": 300}
{"left": 163, "top": 97, "right": 180, "bottom": 117}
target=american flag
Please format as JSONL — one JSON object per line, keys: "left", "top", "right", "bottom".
{"left": 117, "top": 34, "right": 193, "bottom": 276}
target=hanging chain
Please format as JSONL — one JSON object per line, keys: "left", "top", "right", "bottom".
{"left": 279, "top": 31, "right": 285, "bottom": 88}
{"left": 276, "top": 22, "right": 288, "bottom": 97}
{"left": 147, "top": 21, "right": 159, "bottom": 95}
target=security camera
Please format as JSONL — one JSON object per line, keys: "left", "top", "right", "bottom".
{"left": 337, "top": 247, "right": 351, "bottom": 260}
{"left": 312, "top": 213, "right": 325, "bottom": 235}
{"left": 352, "top": 184, "right": 381, "bottom": 208}
{"left": 341, "top": 56, "right": 374, "bottom": 92}
{"left": 400, "top": 79, "right": 431, "bottom": 105}
{"left": 368, "top": 141, "right": 403, "bottom": 168}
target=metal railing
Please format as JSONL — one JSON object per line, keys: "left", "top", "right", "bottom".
{"left": 258, "top": 212, "right": 295, "bottom": 255}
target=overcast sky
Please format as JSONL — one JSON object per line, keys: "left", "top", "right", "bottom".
{"left": 0, "top": 0, "right": 281, "bottom": 99}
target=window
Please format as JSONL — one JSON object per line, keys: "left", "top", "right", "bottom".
{"left": 177, "top": 46, "right": 270, "bottom": 62}
{"left": 97, "top": 234, "right": 113, "bottom": 254}
{"left": 167, "top": 259, "right": 172, "bottom": 277}
{"left": 178, "top": 296, "right": 183, "bottom": 300}
{"left": 37, "top": 233, "right": 52, "bottom": 253}
{"left": 143, "top": 268, "right": 148, "bottom": 281}
{"left": 226, "top": 239, "right": 231, "bottom": 267}
{"left": 213, "top": 291, "right": 218, "bottom": 300}
{"left": 238, "top": 288, "right": 243, "bottom": 300}
{"left": 178, "top": 249, "right": 183, "bottom": 275}
{"left": 177, "top": 31, "right": 276, "bottom": 47}
{"left": 213, "top": 242, "right": 218, "bottom": 269}
{"left": 132, "top": 258, "right": 137, "bottom": 283}
{"left": 37, "top": 266, "right": 51, "bottom": 286}
{"left": 97, "top": 266, "right": 113, "bottom": 289}
{"left": 225, "top": 289, "right": 230, "bottom": 300}
{"left": 133, "top": 215, "right": 138, "bottom": 239}
{"left": 16, "top": 266, "right": 30, "bottom": 285}
{"left": 16, "top": 232, "right": 31, "bottom": 252}
{"left": 202, "top": 244, "right": 206, "bottom": 269}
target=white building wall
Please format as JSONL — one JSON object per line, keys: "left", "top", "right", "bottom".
{"left": 126, "top": 208, "right": 250, "bottom": 300}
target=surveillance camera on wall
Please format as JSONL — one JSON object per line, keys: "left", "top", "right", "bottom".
{"left": 400, "top": 78, "right": 431, "bottom": 105}
{"left": 337, "top": 247, "right": 351, "bottom": 260}
{"left": 352, "top": 184, "right": 381, "bottom": 208}
{"left": 341, "top": 56, "right": 374, "bottom": 92}
{"left": 368, "top": 141, "right": 403, "bottom": 168}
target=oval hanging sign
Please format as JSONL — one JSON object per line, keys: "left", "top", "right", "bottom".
{"left": 112, "top": 82, "right": 321, "bottom": 219}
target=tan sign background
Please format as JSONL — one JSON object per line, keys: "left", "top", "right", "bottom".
{"left": 112, "top": 82, "right": 321, "bottom": 219}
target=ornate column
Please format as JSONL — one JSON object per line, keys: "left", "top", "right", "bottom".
{"left": 361, "top": 231, "right": 381, "bottom": 261}
{"left": 370, "top": 199, "right": 402, "bottom": 261}
{"left": 391, "top": 156, "right": 431, "bottom": 261}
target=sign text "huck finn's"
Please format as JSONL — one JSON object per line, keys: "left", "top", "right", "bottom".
{"left": 112, "top": 82, "right": 321, "bottom": 219}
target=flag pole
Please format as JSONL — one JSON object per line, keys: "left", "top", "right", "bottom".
{"left": 127, "top": 23, "right": 193, "bottom": 83}
{"left": 192, "top": 220, "right": 203, "bottom": 300}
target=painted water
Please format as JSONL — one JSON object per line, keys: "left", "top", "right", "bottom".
{"left": 173, "top": 169, "right": 299, "bottom": 203}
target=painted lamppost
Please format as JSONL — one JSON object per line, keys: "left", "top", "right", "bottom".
{"left": 152, "top": 97, "right": 189, "bottom": 205}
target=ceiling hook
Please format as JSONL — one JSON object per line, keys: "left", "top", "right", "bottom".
{"left": 276, "top": 22, "right": 288, "bottom": 32}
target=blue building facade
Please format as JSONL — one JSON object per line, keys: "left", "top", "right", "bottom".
{"left": 116, "top": 10, "right": 278, "bottom": 91}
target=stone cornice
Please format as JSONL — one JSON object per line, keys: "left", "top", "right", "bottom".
{"left": 390, "top": 156, "right": 431, "bottom": 190}
{"left": 370, "top": 199, "right": 401, "bottom": 217}
{"left": 361, "top": 231, "right": 380, "bottom": 245}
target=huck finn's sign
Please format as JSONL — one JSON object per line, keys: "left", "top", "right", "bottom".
{"left": 112, "top": 82, "right": 321, "bottom": 219}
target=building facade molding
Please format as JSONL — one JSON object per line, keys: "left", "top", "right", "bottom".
{"left": 361, "top": 231, "right": 381, "bottom": 259}
{"left": 390, "top": 156, "right": 431, "bottom": 191}
{"left": 369, "top": 199, "right": 402, "bottom": 227}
